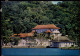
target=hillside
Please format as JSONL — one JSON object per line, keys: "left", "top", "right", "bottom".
{"left": 1, "top": 1, "right": 80, "bottom": 46}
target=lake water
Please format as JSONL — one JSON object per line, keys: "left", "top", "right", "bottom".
{"left": 2, "top": 48, "right": 80, "bottom": 56}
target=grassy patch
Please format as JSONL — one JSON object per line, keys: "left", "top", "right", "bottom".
{"left": 60, "top": 46, "right": 80, "bottom": 49}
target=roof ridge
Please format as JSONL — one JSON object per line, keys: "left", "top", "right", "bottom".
{"left": 32, "top": 24, "right": 60, "bottom": 29}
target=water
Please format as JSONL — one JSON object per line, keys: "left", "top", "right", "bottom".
{"left": 2, "top": 48, "right": 80, "bottom": 56}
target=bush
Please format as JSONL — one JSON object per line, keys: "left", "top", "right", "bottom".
{"left": 61, "top": 46, "right": 80, "bottom": 49}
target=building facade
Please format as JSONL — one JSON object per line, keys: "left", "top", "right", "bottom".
{"left": 52, "top": 36, "right": 75, "bottom": 48}
{"left": 11, "top": 24, "right": 75, "bottom": 48}
{"left": 32, "top": 24, "right": 60, "bottom": 33}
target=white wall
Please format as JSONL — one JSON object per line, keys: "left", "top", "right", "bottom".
{"left": 59, "top": 42, "right": 75, "bottom": 47}
{"left": 53, "top": 33, "right": 62, "bottom": 39}
{"left": 18, "top": 39, "right": 26, "bottom": 46}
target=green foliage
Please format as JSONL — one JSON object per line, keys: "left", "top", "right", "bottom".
{"left": 60, "top": 46, "right": 80, "bottom": 49}
{"left": 2, "top": 36, "right": 11, "bottom": 45}
{"left": 10, "top": 37, "right": 20, "bottom": 45}
{"left": 1, "top": 1, "right": 80, "bottom": 46}
{"left": 14, "top": 37, "right": 20, "bottom": 45}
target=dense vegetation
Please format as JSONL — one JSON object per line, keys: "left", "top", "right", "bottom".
{"left": 1, "top": 1, "right": 80, "bottom": 46}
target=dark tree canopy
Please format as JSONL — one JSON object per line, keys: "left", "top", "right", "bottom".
{"left": 1, "top": 1, "right": 80, "bottom": 46}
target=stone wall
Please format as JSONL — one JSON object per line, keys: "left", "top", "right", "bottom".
{"left": 18, "top": 39, "right": 50, "bottom": 47}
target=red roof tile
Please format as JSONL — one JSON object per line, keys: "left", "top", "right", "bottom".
{"left": 19, "top": 33, "right": 34, "bottom": 37}
{"left": 11, "top": 33, "right": 34, "bottom": 38}
{"left": 32, "top": 24, "right": 60, "bottom": 29}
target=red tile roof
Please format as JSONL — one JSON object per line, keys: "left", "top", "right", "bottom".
{"left": 11, "top": 33, "right": 34, "bottom": 38}
{"left": 19, "top": 33, "right": 34, "bottom": 37}
{"left": 32, "top": 24, "right": 60, "bottom": 29}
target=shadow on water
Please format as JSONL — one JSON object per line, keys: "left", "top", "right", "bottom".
{"left": 46, "top": 46, "right": 58, "bottom": 48}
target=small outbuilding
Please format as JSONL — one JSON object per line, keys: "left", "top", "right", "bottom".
{"left": 52, "top": 36, "right": 75, "bottom": 48}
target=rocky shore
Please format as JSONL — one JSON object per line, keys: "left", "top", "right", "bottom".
{"left": 2, "top": 45, "right": 46, "bottom": 48}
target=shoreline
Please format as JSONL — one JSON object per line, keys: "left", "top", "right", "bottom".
{"left": 2, "top": 46, "right": 46, "bottom": 48}
{"left": 2, "top": 46, "right": 80, "bottom": 50}
{"left": 61, "top": 48, "right": 80, "bottom": 50}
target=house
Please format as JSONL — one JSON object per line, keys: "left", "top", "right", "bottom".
{"left": 10, "top": 24, "right": 75, "bottom": 48}
{"left": 11, "top": 24, "right": 60, "bottom": 38}
{"left": 49, "top": 27, "right": 75, "bottom": 48}
{"left": 52, "top": 35, "right": 75, "bottom": 48}
{"left": 11, "top": 31, "right": 36, "bottom": 47}
{"left": 32, "top": 24, "right": 60, "bottom": 33}
{"left": 11, "top": 30, "right": 35, "bottom": 38}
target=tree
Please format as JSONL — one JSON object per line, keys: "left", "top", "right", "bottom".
{"left": 1, "top": 1, "right": 80, "bottom": 46}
